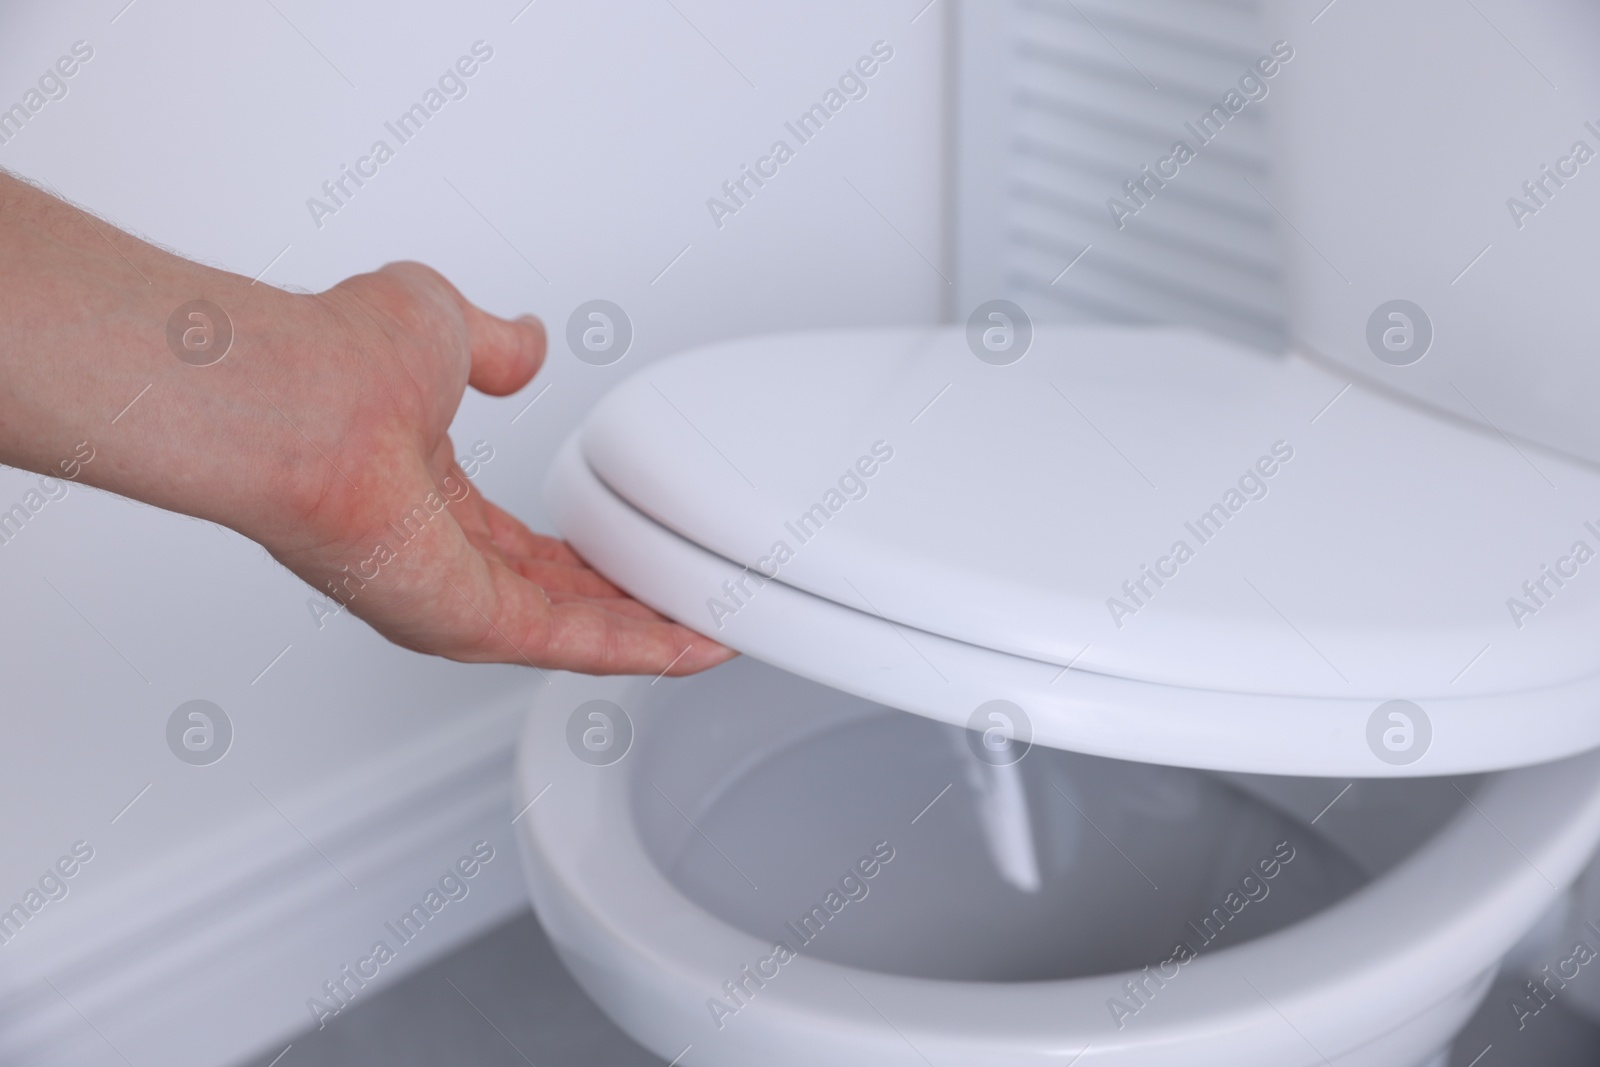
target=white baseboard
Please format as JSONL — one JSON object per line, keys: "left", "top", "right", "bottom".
{"left": 0, "top": 688, "right": 537, "bottom": 1067}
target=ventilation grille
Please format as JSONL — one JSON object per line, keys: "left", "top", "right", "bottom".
{"left": 955, "top": 0, "right": 1286, "bottom": 353}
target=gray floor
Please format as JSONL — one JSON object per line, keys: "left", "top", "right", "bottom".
{"left": 242, "top": 908, "right": 1600, "bottom": 1067}
{"left": 239, "top": 910, "right": 663, "bottom": 1067}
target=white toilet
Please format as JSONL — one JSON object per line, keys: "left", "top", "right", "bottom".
{"left": 515, "top": 325, "right": 1600, "bottom": 1066}
{"left": 514, "top": 3, "right": 1600, "bottom": 1063}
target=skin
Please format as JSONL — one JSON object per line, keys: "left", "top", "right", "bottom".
{"left": 0, "top": 170, "right": 732, "bottom": 676}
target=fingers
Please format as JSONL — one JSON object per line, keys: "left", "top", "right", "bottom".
{"left": 447, "top": 489, "right": 626, "bottom": 598}
{"left": 475, "top": 497, "right": 589, "bottom": 567}
{"left": 507, "top": 557, "right": 632, "bottom": 600}
{"left": 458, "top": 556, "right": 735, "bottom": 676}
{"left": 544, "top": 586, "right": 668, "bottom": 621}
{"left": 535, "top": 596, "right": 737, "bottom": 676}
{"left": 465, "top": 308, "right": 545, "bottom": 396}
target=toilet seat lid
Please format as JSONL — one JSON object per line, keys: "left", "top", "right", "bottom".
{"left": 556, "top": 326, "right": 1600, "bottom": 773}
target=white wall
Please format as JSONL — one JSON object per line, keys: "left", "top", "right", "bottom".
{"left": 0, "top": 2, "right": 945, "bottom": 1064}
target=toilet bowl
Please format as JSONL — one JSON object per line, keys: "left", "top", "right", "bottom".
{"left": 514, "top": 657, "right": 1600, "bottom": 1066}
{"left": 513, "top": 323, "right": 1600, "bottom": 1064}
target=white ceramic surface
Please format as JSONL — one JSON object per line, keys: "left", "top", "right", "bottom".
{"left": 578, "top": 326, "right": 1600, "bottom": 701}
{"left": 548, "top": 326, "right": 1600, "bottom": 776}
{"left": 514, "top": 658, "right": 1600, "bottom": 1066}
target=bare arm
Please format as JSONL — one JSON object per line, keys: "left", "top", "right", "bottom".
{"left": 0, "top": 171, "right": 731, "bottom": 676}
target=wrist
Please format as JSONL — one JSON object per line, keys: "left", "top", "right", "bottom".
{"left": 77, "top": 273, "right": 342, "bottom": 544}
{"left": 152, "top": 283, "right": 355, "bottom": 544}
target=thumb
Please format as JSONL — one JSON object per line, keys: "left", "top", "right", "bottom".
{"left": 464, "top": 307, "right": 546, "bottom": 396}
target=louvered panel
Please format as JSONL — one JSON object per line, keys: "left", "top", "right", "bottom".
{"left": 956, "top": 0, "right": 1287, "bottom": 354}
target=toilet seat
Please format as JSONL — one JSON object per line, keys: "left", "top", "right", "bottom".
{"left": 547, "top": 326, "right": 1600, "bottom": 776}
{"left": 513, "top": 660, "right": 1600, "bottom": 1067}
{"left": 551, "top": 437, "right": 1600, "bottom": 776}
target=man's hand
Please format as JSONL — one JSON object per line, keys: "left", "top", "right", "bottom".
{"left": 0, "top": 172, "right": 731, "bottom": 677}
{"left": 264, "top": 262, "right": 732, "bottom": 675}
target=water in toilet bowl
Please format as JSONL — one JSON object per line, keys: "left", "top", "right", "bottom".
{"left": 637, "top": 683, "right": 1370, "bottom": 984}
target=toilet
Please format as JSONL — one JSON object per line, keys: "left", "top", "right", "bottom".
{"left": 514, "top": 3, "right": 1600, "bottom": 1063}
{"left": 514, "top": 325, "right": 1600, "bottom": 1066}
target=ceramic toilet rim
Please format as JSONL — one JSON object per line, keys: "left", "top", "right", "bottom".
{"left": 548, "top": 437, "right": 1600, "bottom": 778}
{"left": 515, "top": 679, "right": 1586, "bottom": 1059}
{"left": 515, "top": 669, "right": 1600, "bottom": 1061}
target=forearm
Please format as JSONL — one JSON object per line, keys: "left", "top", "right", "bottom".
{"left": 0, "top": 171, "right": 328, "bottom": 534}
